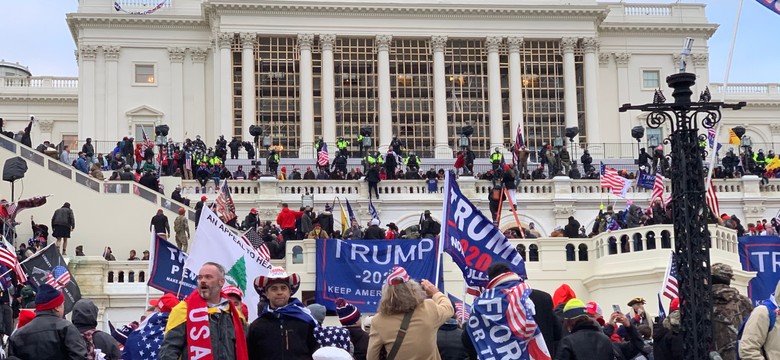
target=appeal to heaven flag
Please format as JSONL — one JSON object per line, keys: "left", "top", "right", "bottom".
{"left": 186, "top": 206, "right": 273, "bottom": 321}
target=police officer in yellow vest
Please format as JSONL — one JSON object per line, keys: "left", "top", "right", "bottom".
{"left": 337, "top": 137, "right": 350, "bottom": 158}
{"left": 363, "top": 152, "right": 376, "bottom": 172}
{"left": 490, "top": 148, "right": 503, "bottom": 171}
{"left": 356, "top": 134, "right": 365, "bottom": 158}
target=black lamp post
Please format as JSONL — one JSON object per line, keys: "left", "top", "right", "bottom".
{"left": 619, "top": 43, "right": 745, "bottom": 359}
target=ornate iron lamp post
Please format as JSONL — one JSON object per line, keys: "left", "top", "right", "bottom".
{"left": 619, "top": 44, "right": 745, "bottom": 359}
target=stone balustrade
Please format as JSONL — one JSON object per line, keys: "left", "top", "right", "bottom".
{"left": 0, "top": 76, "right": 79, "bottom": 89}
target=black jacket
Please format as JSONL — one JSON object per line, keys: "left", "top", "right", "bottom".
{"left": 9, "top": 311, "right": 88, "bottom": 360}
{"left": 315, "top": 212, "right": 335, "bottom": 236}
{"left": 529, "top": 289, "right": 562, "bottom": 357}
{"left": 555, "top": 321, "right": 615, "bottom": 360}
{"left": 365, "top": 167, "right": 381, "bottom": 183}
{"left": 72, "top": 299, "right": 121, "bottom": 360}
{"left": 364, "top": 225, "right": 385, "bottom": 240}
{"left": 437, "top": 321, "right": 468, "bottom": 360}
{"left": 346, "top": 325, "right": 369, "bottom": 360}
{"left": 653, "top": 320, "right": 683, "bottom": 360}
{"left": 150, "top": 213, "right": 170, "bottom": 235}
{"left": 194, "top": 200, "right": 205, "bottom": 227}
{"left": 247, "top": 311, "right": 318, "bottom": 360}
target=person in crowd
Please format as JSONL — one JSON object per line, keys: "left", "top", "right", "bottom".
{"left": 627, "top": 297, "right": 649, "bottom": 327}
{"left": 160, "top": 262, "right": 248, "bottom": 360}
{"left": 418, "top": 210, "right": 441, "bottom": 239}
{"left": 51, "top": 202, "right": 75, "bottom": 256}
{"left": 555, "top": 299, "right": 622, "bottom": 359}
{"left": 437, "top": 316, "right": 467, "bottom": 360}
{"left": 82, "top": 137, "right": 95, "bottom": 164}
{"left": 303, "top": 167, "right": 316, "bottom": 180}
{"left": 72, "top": 299, "right": 122, "bottom": 359}
{"left": 739, "top": 280, "right": 780, "bottom": 359}
{"left": 277, "top": 203, "right": 303, "bottom": 241}
{"left": 127, "top": 249, "right": 140, "bottom": 260}
{"left": 233, "top": 165, "right": 247, "bottom": 180}
{"left": 344, "top": 218, "right": 364, "bottom": 240}
{"left": 385, "top": 223, "right": 399, "bottom": 240}
{"left": 142, "top": 250, "right": 150, "bottom": 260}
{"left": 74, "top": 245, "right": 84, "bottom": 257}
{"left": 336, "top": 298, "right": 369, "bottom": 360}
{"left": 563, "top": 216, "right": 581, "bottom": 238}
{"left": 530, "top": 283, "right": 563, "bottom": 356}
{"left": 9, "top": 284, "right": 88, "bottom": 359}
{"left": 279, "top": 166, "right": 289, "bottom": 180}
{"left": 103, "top": 246, "right": 116, "bottom": 261}
{"left": 364, "top": 219, "right": 385, "bottom": 240}
{"left": 316, "top": 205, "right": 335, "bottom": 236}
{"left": 174, "top": 207, "right": 190, "bottom": 251}
{"left": 59, "top": 145, "right": 70, "bottom": 164}
{"left": 711, "top": 262, "right": 754, "bottom": 360}
{"left": 150, "top": 208, "right": 170, "bottom": 239}
{"left": 365, "top": 164, "right": 381, "bottom": 199}
{"left": 307, "top": 222, "right": 330, "bottom": 240}
{"left": 247, "top": 266, "right": 319, "bottom": 359}
{"left": 367, "top": 266, "right": 453, "bottom": 360}
{"left": 222, "top": 285, "right": 249, "bottom": 319}
{"left": 267, "top": 149, "right": 280, "bottom": 175}
{"left": 75, "top": 151, "right": 90, "bottom": 173}
{"left": 242, "top": 208, "right": 260, "bottom": 232}
{"left": 308, "top": 303, "right": 353, "bottom": 353}
{"left": 553, "top": 283, "right": 577, "bottom": 339}
{"left": 653, "top": 297, "right": 682, "bottom": 360}
{"left": 171, "top": 185, "right": 190, "bottom": 206}
{"left": 228, "top": 136, "right": 242, "bottom": 159}
{"left": 289, "top": 167, "right": 302, "bottom": 180}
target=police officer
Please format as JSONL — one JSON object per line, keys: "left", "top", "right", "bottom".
{"left": 722, "top": 149, "right": 739, "bottom": 177}
{"left": 336, "top": 137, "right": 350, "bottom": 158}
{"left": 362, "top": 152, "right": 376, "bottom": 173}
{"left": 332, "top": 153, "right": 348, "bottom": 176}
{"left": 490, "top": 148, "right": 503, "bottom": 172}
{"left": 267, "top": 149, "right": 280, "bottom": 175}
{"left": 228, "top": 137, "right": 242, "bottom": 159}
{"left": 405, "top": 152, "right": 420, "bottom": 173}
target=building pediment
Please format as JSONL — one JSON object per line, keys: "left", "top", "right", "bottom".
{"left": 125, "top": 105, "right": 164, "bottom": 117}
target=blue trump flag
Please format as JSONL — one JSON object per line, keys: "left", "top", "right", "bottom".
{"left": 315, "top": 238, "right": 440, "bottom": 313}
{"left": 148, "top": 236, "right": 197, "bottom": 296}
{"left": 739, "top": 235, "right": 780, "bottom": 305}
{"left": 441, "top": 172, "right": 526, "bottom": 293}
{"left": 636, "top": 170, "right": 655, "bottom": 190}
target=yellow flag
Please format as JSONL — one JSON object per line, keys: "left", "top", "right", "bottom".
{"left": 339, "top": 202, "right": 348, "bottom": 234}
{"left": 767, "top": 156, "right": 780, "bottom": 171}
{"left": 728, "top": 129, "right": 740, "bottom": 145}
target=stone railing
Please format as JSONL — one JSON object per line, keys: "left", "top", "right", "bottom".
{"left": 0, "top": 76, "right": 79, "bottom": 89}
{"left": 622, "top": 4, "right": 672, "bottom": 16}
{"left": 710, "top": 83, "right": 780, "bottom": 101}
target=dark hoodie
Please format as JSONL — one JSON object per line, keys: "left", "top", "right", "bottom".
{"left": 72, "top": 299, "right": 122, "bottom": 360}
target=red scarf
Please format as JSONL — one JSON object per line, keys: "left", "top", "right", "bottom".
{"left": 184, "top": 291, "right": 248, "bottom": 360}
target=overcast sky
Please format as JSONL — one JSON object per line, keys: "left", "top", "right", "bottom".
{"left": 1, "top": 0, "right": 778, "bottom": 83}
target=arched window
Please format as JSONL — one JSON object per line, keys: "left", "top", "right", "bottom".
{"left": 661, "top": 230, "right": 672, "bottom": 248}
{"left": 565, "top": 244, "right": 575, "bottom": 262}
{"left": 646, "top": 231, "right": 656, "bottom": 250}
{"left": 529, "top": 244, "right": 539, "bottom": 262}
{"left": 516, "top": 244, "right": 526, "bottom": 261}
{"left": 139, "top": 271, "right": 146, "bottom": 283}
{"left": 107, "top": 271, "right": 114, "bottom": 283}
{"left": 633, "top": 233, "right": 643, "bottom": 252}
{"left": 620, "top": 235, "right": 630, "bottom": 253}
{"left": 608, "top": 237, "right": 618, "bottom": 255}
{"left": 292, "top": 245, "right": 304, "bottom": 264}
{"left": 578, "top": 244, "right": 589, "bottom": 261}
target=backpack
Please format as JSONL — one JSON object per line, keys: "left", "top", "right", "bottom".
{"left": 81, "top": 329, "right": 107, "bottom": 360}
{"left": 429, "top": 220, "right": 441, "bottom": 236}
{"left": 736, "top": 299, "right": 777, "bottom": 359}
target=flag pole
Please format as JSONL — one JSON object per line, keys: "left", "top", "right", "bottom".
{"left": 461, "top": 279, "right": 467, "bottom": 327}
{"left": 660, "top": 251, "right": 674, "bottom": 296}
{"left": 706, "top": 0, "right": 744, "bottom": 186}
{"left": 144, "top": 231, "right": 154, "bottom": 310}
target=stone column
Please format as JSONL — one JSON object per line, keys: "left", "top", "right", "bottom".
{"left": 561, "top": 37, "right": 579, "bottom": 142}
{"left": 486, "top": 36, "right": 504, "bottom": 151}
{"left": 169, "top": 48, "right": 185, "bottom": 141}
{"left": 104, "top": 46, "right": 120, "bottom": 139}
{"left": 615, "top": 52, "right": 632, "bottom": 147}
{"left": 188, "top": 48, "right": 208, "bottom": 140}
{"left": 241, "top": 33, "right": 256, "bottom": 141}
{"left": 432, "top": 35, "right": 452, "bottom": 159}
{"left": 94, "top": 47, "right": 106, "bottom": 140}
{"left": 78, "top": 45, "right": 98, "bottom": 140}
{"left": 507, "top": 36, "right": 524, "bottom": 148}
{"left": 218, "top": 33, "right": 234, "bottom": 141}
{"left": 298, "top": 34, "right": 315, "bottom": 158}
{"left": 582, "top": 37, "right": 600, "bottom": 144}
{"left": 692, "top": 53, "right": 709, "bottom": 96}
{"left": 377, "top": 35, "right": 393, "bottom": 153}
{"left": 320, "top": 34, "right": 337, "bottom": 153}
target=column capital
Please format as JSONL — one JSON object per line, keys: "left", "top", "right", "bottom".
{"left": 692, "top": 53, "right": 709, "bottom": 67}
{"left": 582, "top": 37, "right": 599, "bottom": 54}
{"left": 79, "top": 45, "right": 98, "bottom": 61}
{"left": 38, "top": 120, "right": 54, "bottom": 133}
{"left": 614, "top": 52, "right": 631, "bottom": 66}
{"left": 74, "top": 49, "right": 79, "bottom": 62}
{"left": 168, "top": 47, "right": 186, "bottom": 63}
{"left": 190, "top": 48, "right": 208, "bottom": 63}
{"left": 103, "top": 46, "right": 120, "bottom": 61}
{"left": 599, "top": 52, "right": 610, "bottom": 66}
{"left": 507, "top": 36, "right": 524, "bottom": 53}
{"left": 485, "top": 36, "right": 503, "bottom": 52}
{"left": 217, "top": 32, "right": 233, "bottom": 49}
{"left": 240, "top": 32, "right": 256, "bottom": 48}
{"left": 672, "top": 54, "right": 682, "bottom": 67}
{"left": 431, "top": 35, "right": 448, "bottom": 52}
{"left": 298, "top": 33, "right": 315, "bottom": 51}
{"left": 560, "top": 37, "right": 578, "bottom": 53}
{"left": 320, "top": 34, "right": 336, "bottom": 51}
{"left": 376, "top": 35, "right": 393, "bottom": 52}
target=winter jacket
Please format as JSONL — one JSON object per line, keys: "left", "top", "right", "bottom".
{"left": 344, "top": 226, "right": 364, "bottom": 240}
{"left": 563, "top": 217, "right": 580, "bottom": 238}
{"left": 653, "top": 312, "right": 683, "bottom": 360}
{"left": 276, "top": 207, "right": 303, "bottom": 230}
{"left": 346, "top": 325, "right": 370, "bottom": 360}
{"left": 437, "top": 320, "right": 468, "bottom": 360}
{"left": 363, "top": 225, "right": 386, "bottom": 240}
{"left": 72, "top": 299, "right": 122, "bottom": 360}
{"left": 365, "top": 167, "right": 381, "bottom": 183}
{"left": 712, "top": 283, "right": 754, "bottom": 359}
{"left": 530, "top": 288, "right": 562, "bottom": 356}
{"left": 367, "top": 292, "right": 454, "bottom": 360}
{"left": 553, "top": 284, "right": 576, "bottom": 339}
{"left": 51, "top": 207, "right": 75, "bottom": 228}
{"left": 316, "top": 212, "right": 335, "bottom": 235}
{"left": 159, "top": 301, "right": 242, "bottom": 360}
{"left": 247, "top": 307, "right": 319, "bottom": 360}
{"left": 554, "top": 320, "right": 614, "bottom": 360}
{"left": 738, "top": 281, "right": 780, "bottom": 359}
{"left": 8, "top": 311, "right": 88, "bottom": 360}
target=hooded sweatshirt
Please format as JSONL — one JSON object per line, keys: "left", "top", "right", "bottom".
{"left": 71, "top": 299, "right": 122, "bottom": 360}
{"left": 553, "top": 284, "right": 577, "bottom": 339}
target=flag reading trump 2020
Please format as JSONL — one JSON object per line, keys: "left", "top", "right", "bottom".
{"left": 148, "top": 235, "right": 197, "bottom": 296}
{"left": 739, "top": 235, "right": 780, "bottom": 305}
{"left": 21, "top": 243, "right": 81, "bottom": 314}
{"left": 315, "top": 238, "right": 440, "bottom": 313}
{"left": 442, "top": 171, "right": 527, "bottom": 292}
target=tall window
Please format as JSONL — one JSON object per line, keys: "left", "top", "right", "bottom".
{"left": 390, "top": 39, "right": 434, "bottom": 157}
{"left": 232, "top": 36, "right": 243, "bottom": 138}
{"left": 445, "top": 39, "right": 490, "bottom": 158}
{"left": 334, "top": 38, "right": 378, "bottom": 148}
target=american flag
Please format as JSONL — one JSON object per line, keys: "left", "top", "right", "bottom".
{"left": 447, "top": 293, "right": 472, "bottom": 325}
{"left": 650, "top": 170, "right": 666, "bottom": 205}
{"left": 240, "top": 231, "right": 270, "bottom": 261}
{"left": 0, "top": 238, "right": 26, "bottom": 283}
{"left": 45, "top": 265, "right": 71, "bottom": 290}
{"left": 215, "top": 180, "right": 237, "bottom": 222}
{"left": 123, "top": 311, "right": 168, "bottom": 360}
{"left": 141, "top": 128, "right": 155, "bottom": 154}
{"left": 314, "top": 326, "right": 352, "bottom": 352}
{"left": 257, "top": 243, "right": 271, "bottom": 262}
{"left": 708, "top": 127, "right": 716, "bottom": 148}
{"left": 705, "top": 179, "right": 720, "bottom": 218}
{"left": 512, "top": 125, "right": 525, "bottom": 165}
{"left": 184, "top": 151, "right": 192, "bottom": 170}
{"left": 317, "top": 142, "right": 330, "bottom": 167}
{"left": 600, "top": 162, "right": 627, "bottom": 196}
{"left": 661, "top": 252, "right": 679, "bottom": 299}
{"left": 368, "top": 198, "right": 380, "bottom": 225}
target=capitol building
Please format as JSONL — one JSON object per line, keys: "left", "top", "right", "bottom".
{"left": 0, "top": 0, "right": 778, "bottom": 326}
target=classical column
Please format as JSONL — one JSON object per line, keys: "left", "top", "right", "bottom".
{"left": 298, "top": 34, "right": 315, "bottom": 158}
{"left": 432, "top": 35, "right": 452, "bottom": 159}
{"left": 377, "top": 35, "right": 393, "bottom": 153}
{"left": 582, "top": 37, "right": 600, "bottom": 144}
{"left": 104, "top": 46, "right": 120, "bottom": 140}
{"left": 614, "top": 52, "right": 632, "bottom": 145}
{"left": 240, "top": 33, "right": 256, "bottom": 141}
{"left": 320, "top": 34, "right": 337, "bottom": 153}
{"left": 692, "top": 53, "right": 709, "bottom": 96}
{"left": 486, "top": 36, "right": 503, "bottom": 151}
{"left": 169, "top": 47, "right": 186, "bottom": 141}
{"left": 94, "top": 47, "right": 106, "bottom": 140}
{"left": 188, "top": 48, "right": 208, "bottom": 140}
{"left": 561, "top": 37, "right": 579, "bottom": 142}
{"left": 218, "top": 33, "right": 233, "bottom": 142}
{"left": 78, "top": 45, "right": 97, "bottom": 140}
{"left": 507, "top": 36, "right": 524, "bottom": 148}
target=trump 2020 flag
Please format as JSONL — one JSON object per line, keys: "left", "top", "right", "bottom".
{"left": 21, "top": 243, "right": 81, "bottom": 314}
{"left": 148, "top": 236, "right": 197, "bottom": 296}
{"left": 185, "top": 206, "right": 273, "bottom": 321}
{"left": 441, "top": 171, "right": 526, "bottom": 293}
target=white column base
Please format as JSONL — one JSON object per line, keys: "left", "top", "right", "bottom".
{"left": 435, "top": 145, "right": 454, "bottom": 159}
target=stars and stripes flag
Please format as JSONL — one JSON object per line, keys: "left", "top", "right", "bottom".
{"left": 650, "top": 170, "right": 667, "bottom": 205}
{"left": 447, "top": 293, "right": 472, "bottom": 325}
{"left": 661, "top": 252, "right": 679, "bottom": 299}
{"left": 123, "top": 311, "right": 168, "bottom": 360}
{"left": 756, "top": 0, "right": 780, "bottom": 15}
{"left": 657, "top": 293, "right": 667, "bottom": 321}
{"left": 705, "top": 179, "right": 720, "bottom": 218}
{"left": 215, "top": 180, "right": 237, "bottom": 223}
{"left": 241, "top": 229, "right": 270, "bottom": 261}
{"left": 317, "top": 142, "right": 330, "bottom": 167}
{"left": 141, "top": 128, "right": 155, "bottom": 154}
{"left": 45, "top": 265, "right": 72, "bottom": 291}
{"left": 368, "top": 198, "right": 380, "bottom": 225}
{"left": 600, "top": 162, "right": 629, "bottom": 196}
{"left": 0, "top": 238, "right": 26, "bottom": 283}
{"left": 313, "top": 326, "right": 353, "bottom": 352}
{"left": 708, "top": 127, "right": 716, "bottom": 148}
{"left": 184, "top": 151, "right": 192, "bottom": 170}
{"left": 512, "top": 125, "right": 525, "bottom": 165}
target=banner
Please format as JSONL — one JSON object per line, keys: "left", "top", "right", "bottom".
{"left": 739, "top": 235, "right": 780, "bottom": 305}
{"left": 185, "top": 207, "right": 273, "bottom": 320}
{"left": 441, "top": 172, "right": 526, "bottom": 292}
{"left": 315, "top": 238, "right": 440, "bottom": 313}
{"left": 20, "top": 243, "right": 81, "bottom": 314}
{"left": 148, "top": 236, "right": 197, "bottom": 296}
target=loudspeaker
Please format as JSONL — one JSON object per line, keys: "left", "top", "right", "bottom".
{"left": 3, "top": 157, "right": 27, "bottom": 182}
{"left": 631, "top": 126, "right": 645, "bottom": 140}
{"left": 732, "top": 126, "right": 746, "bottom": 139}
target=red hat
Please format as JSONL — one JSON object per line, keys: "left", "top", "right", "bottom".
{"left": 670, "top": 297, "right": 680, "bottom": 312}
{"left": 35, "top": 284, "right": 64, "bottom": 311}
{"left": 201, "top": 196, "right": 207, "bottom": 201}
{"left": 223, "top": 285, "right": 243, "bottom": 299}
{"left": 504, "top": 164, "right": 510, "bottom": 171}
{"left": 250, "top": 208, "right": 257, "bottom": 214}
{"left": 17, "top": 309, "right": 35, "bottom": 329}
{"left": 149, "top": 293, "right": 180, "bottom": 313}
